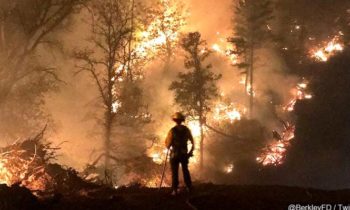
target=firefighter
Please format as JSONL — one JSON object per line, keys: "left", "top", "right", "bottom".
{"left": 165, "top": 112, "right": 194, "bottom": 195}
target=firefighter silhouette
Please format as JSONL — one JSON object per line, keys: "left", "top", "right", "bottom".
{"left": 165, "top": 112, "right": 194, "bottom": 195}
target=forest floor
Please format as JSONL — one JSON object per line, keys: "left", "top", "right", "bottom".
{"left": 2, "top": 183, "right": 350, "bottom": 210}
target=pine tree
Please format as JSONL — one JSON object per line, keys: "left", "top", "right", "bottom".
{"left": 169, "top": 32, "right": 221, "bottom": 170}
{"left": 229, "top": 0, "right": 273, "bottom": 118}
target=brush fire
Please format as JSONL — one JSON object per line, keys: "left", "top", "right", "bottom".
{"left": 0, "top": 0, "right": 349, "bottom": 209}
{"left": 310, "top": 35, "right": 344, "bottom": 62}
{"left": 0, "top": 133, "right": 54, "bottom": 193}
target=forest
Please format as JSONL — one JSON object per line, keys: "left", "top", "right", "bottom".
{"left": 0, "top": 0, "right": 350, "bottom": 207}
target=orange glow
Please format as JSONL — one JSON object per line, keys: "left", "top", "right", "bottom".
{"left": 224, "top": 163, "right": 234, "bottom": 174}
{"left": 310, "top": 36, "right": 344, "bottom": 62}
{"left": 0, "top": 145, "right": 53, "bottom": 194}
{"left": 284, "top": 81, "right": 312, "bottom": 112}
{"left": 257, "top": 122, "right": 295, "bottom": 166}
{"left": 211, "top": 32, "right": 238, "bottom": 65}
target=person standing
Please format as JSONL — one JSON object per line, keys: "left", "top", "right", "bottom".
{"left": 165, "top": 112, "right": 194, "bottom": 195}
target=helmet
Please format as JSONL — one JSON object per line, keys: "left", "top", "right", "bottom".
{"left": 172, "top": 112, "right": 186, "bottom": 121}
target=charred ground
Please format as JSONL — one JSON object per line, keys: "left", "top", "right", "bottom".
{"left": 2, "top": 183, "right": 350, "bottom": 210}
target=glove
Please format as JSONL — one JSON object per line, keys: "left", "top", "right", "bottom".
{"left": 187, "top": 151, "right": 194, "bottom": 158}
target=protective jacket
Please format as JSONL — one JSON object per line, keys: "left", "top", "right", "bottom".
{"left": 165, "top": 125, "right": 194, "bottom": 159}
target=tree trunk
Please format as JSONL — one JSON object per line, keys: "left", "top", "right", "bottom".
{"left": 127, "top": 0, "right": 135, "bottom": 81}
{"left": 162, "top": 53, "right": 171, "bottom": 74}
{"left": 105, "top": 60, "right": 115, "bottom": 172}
{"left": 199, "top": 118, "right": 204, "bottom": 170}
{"left": 162, "top": 32, "right": 173, "bottom": 74}
{"left": 248, "top": 46, "right": 254, "bottom": 119}
{"left": 104, "top": 109, "right": 112, "bottom": 170}
{"left": 198, "top": 99, "right": 204, "bottom": 171}
{"left": 244, "top": 51, "right": 249, "bottom": 101}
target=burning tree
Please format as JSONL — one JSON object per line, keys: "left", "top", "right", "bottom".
{"left": 118, "top": 0, "right": 187, "bottom": 78}
{"left": 169, "top": 32, "right": 221, "bottom": 170}
{"left": 115, "top": 0, "right": 187, "bottom": 120}
{"left": 0, "top": 0, "right": 85, "bottom": 139}
{"left": 74, "top": 0, "right": 132, "bottom": 178}
{"left": 147, "top": 0, "right": 187, "bottom": 71}
{"left": 228, "top": 0, "right": 273, "bottom": 118}
{"left": 75, "top": 0, "right": 169, "bottom": 184}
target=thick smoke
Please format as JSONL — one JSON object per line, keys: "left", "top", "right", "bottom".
{"left": 41, "top": 0, "right": 303, "bottom": 185}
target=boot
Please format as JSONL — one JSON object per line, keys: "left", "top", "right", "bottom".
{"left": 171, "top": 189, "right": 178, "bottom": 196}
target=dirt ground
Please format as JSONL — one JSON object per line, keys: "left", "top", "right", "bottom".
{"left": 1, "top": 183, "right": 350, "bottom": 210}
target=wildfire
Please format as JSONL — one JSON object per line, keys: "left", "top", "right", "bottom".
{"left": 150, "top": 148, "right": 168, "bottom": 165}
{"left": 111, "top": 0, "right": 186, "bottom": 114}
{"left": 238, "top": 76, "right": 256, "bottom": 96}
{"left": 224, "top": 163, "right": 234, "bottom": 174}
{"left": 134, "top": 0, "right": 186, "bottom": 61}
{"left": 258, "top": 80, "right": 312, "bottom": 166}
{"left": 257, "top": 122, "right": 295, "bottom": 166}
{"left": 257, "top": 80, "right": 312, "bottom": 166}
{"left": 0, "top": 134, "right": 56, "bottom": 195}
{"left": 212, "top": 102, "right": 246, "bottom": 123}
{"left": 310, "top": 36, "right": 344, "bottom": 62}
{"left": 284, "top": 81, "right": 312, "bottom": 112}
{"left": 211, "top": 32, "right": 238, "bottom": 65}
{"left": 147, "top": 100, "right": 247, "bottom": 170}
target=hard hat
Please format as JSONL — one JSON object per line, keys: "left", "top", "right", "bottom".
{"left": 172, "top": 112, "right": 186, "bottom": 121}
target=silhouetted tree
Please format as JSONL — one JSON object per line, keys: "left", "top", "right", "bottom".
{"left": 170, "top": 32, "right": 221, "bottom": 169}
{"left": 228, "top": 0, "right": 273, "bottom": 118}
{"left": 0, "top": 0, "right": 85, "bottom": 138}
{"left": 75, "top": 0, "right": 156, "bottom": 182}
{"left": 74, "top": 0, "right": 131, "bottom": 176}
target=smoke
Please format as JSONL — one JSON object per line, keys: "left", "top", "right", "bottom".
{"left": 39, "top": 0, "right": 301, "bottom": 185}
{"left": 44, "top": 11, "right": 103, "bottom": 170}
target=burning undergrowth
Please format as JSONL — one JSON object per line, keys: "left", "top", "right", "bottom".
{"left": 0, "top": 129, "right": 55, "bottom": 194}
{"left": 0, "top": 128, "right": 99, "bottom": 197}
{"left": 1, "top": 0, "right": 346, "bottom": 191}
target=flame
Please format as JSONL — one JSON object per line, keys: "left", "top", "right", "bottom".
{"left": 211, "top": 32, "right": 238, "bottom": 65}
{"left": 257, "top": 123, "right": 295, "bottom": 166}
{"left": 0, "top": 144, "right": 53, "bottom": 194}
{"left": 133, "top": 0, "right": 186, "bottom": 61}
{"left": 151, "top": 148, "right": 168, "bottom": 165}
{"left": 112, "top": 100, "right": 122, "bottom": 113}
{"left": 310, "top": 36, "right": 344, "bottom": 62}
{"left": 143, "top": 175, "right": 170, "bottom": 188}
{"left": 111, "top": 0, "right": 186, "bottom": 114}
{"left": 212, "top": 44, "right": 222, "bottom": 53}
{"left": 284, "top": 81, "right": 312, "bottom": 112}
{"left": 224, "top": 163, "right": 234, "bottom": 174}
{"left": 259, "top": 80, "right": 312, "bottom": 166}
{"left": 212, "top": 102, "right": 246, "bottom": 123}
